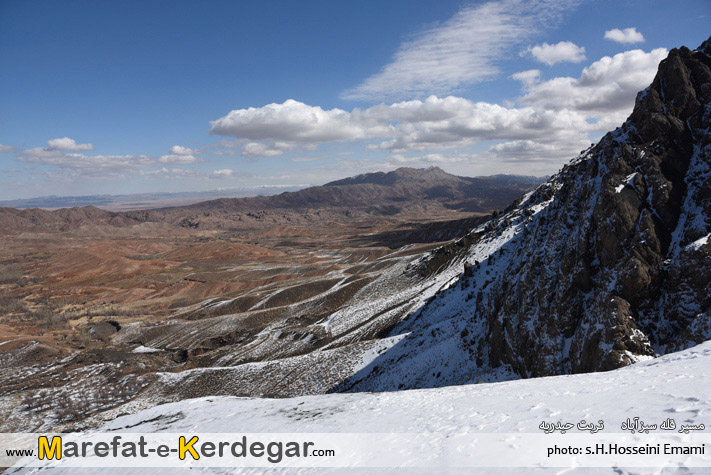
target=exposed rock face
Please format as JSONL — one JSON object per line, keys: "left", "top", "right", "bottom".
{"left": 338, "top": 38, "right": 711, "bottom": 392}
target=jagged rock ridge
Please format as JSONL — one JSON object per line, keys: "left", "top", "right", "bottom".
{"left": 338, "top": 37, "right": 711, "bottom": 392}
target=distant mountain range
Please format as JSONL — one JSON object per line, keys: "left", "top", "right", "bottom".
{"left": 168, "top": 168, "right": 542, "bottom": 214}
{"left": 0, "top": 169, "right": 544, "bottom": 232}
{"left": 0, "top": 186, "right": 307, "bottom": 211}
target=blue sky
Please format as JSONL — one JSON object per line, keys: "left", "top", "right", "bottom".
{"left": 0, "top": 0, "right": 708, "bottom": 200}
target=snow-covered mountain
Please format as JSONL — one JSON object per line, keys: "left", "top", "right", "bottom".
{"left": 334, "top": 37, "right": 711, "bottom": 392}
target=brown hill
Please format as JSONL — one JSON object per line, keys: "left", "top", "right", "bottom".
{"left": 0, "top": 169, "right": 542, "bottom": 233}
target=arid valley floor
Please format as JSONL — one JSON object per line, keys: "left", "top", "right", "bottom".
{"left": 0, "top": 169, "right": 539, "bottom": 431}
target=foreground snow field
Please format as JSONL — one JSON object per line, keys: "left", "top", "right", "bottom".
{"left": 13, "top": 341, "right": 710, "bottom": 474}
{"left": 110, "top": 341, "right": 710, "bottom": 434}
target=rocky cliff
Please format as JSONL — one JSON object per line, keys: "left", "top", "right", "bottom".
{"left": 338, "top": 37, "right": 711, "bottom": 391}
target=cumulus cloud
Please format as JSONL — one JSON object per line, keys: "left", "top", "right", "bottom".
{"left": 210, "top": 100, "right": 371, "bottom": 143}
{"left": 211, "top": 85, "right": 644, "bottom": 158}
{"left": 159, "top": 145, "right": 198, "bottom": 164}
{"left": 604, "top": 27, "right": 645, "bottom": 44}
{"left": 16, "top": 142, "right": 200, "bottom": 178}
{"left": 210, "top": 169, "right": 236, "bottom": 179}
{"left": 19, "top": 149, "right": 153, "bottom": 177}
{"left": 47, "top": 137, "right": 94, "bottom": 151}
{"left": 525, "top": 41, "right": 586, "bottom": 65}
{"left": 341, "top": 0, "right": 579, "bottom": 101}
{"left": 168, "top": 145, "right": 195, "bottom": 155}
{"left": 211, "top": 96, "right": 595, "bottom": 155}
{"left": 387, "top": 136, "right": 592, "bottom": 171}
{"left": 488, "top": 136, "right": 591, "bottom": 161}
{"left": 159, "top": 154, "right": 198, "bottom": 164}
{"left": 208, "top": 44, "right": 668, "bottom": 174}
{"left": 241, "top": 142, "right": 295, "bottom": 158}
{"left": 0, "top": 144, "right": 15, "bottom": 153}
{"left": 21, "top": 147, "right": 66, "bottom": 159}
{"left": 20, "top": 137, "right": 109, "bottom": 175}
{"left": 14, "top": 42, "right": 665, "bottom": 182}
{"left": 511, "top": 69, "right": 542, "bottom": 87}
{"left": 369, "top": 97, "right": 596, "bottom": 153}
{"left": 518, "top": 48, "right": 668, "bottom": 114}
{"left": 141, "top": 167, "right": 200, "bottom": 178}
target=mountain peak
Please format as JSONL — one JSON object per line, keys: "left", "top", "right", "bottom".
{"left": 325, "top": 166, "right": 459, "bottom": 187}
{"left": 628, "top": 36, "right": 711, "bottom": 143}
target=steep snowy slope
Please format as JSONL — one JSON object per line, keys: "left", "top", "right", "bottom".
{"left": 336, "top": 38, "right": 711, "bottom": 392}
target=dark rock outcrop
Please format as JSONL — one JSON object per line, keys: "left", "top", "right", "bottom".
{"left": 339, "top": 37, "right": 711, "bottom": 392}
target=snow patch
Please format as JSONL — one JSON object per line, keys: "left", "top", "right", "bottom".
{"left": 685, "top": 233, "right": 710, "bottom": 252}
{"left": 615, "top": 172, "right": 637, "bottom": 193}
{"left": 131, "top": 346, "right": 161, "bottom": 354}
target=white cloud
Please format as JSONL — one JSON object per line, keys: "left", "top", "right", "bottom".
{"left": 141, "top": 167, "right": 199, "bottom": 178}
{"left": 19, "top": 149, "right": 153, "bottom": 177}
{"left": 367, "top": 96, "right": 595, "bottom": 153}
{"left": 211, "top": 95, "right": 595, "bottom": 156}
{"left": 159, "top": 145, "right": 198, "bottom": 164}
{"left": 208, "top": 46, "right": 668, "bottom": 174}
{"left": 510, "top": 69, "right": 542, "bottom": 87}
{"left": 0, "top": 144, "right": 14, "bottom": 153}
{"left": 386, "top": 136, "right": 593, "bottom": 171}
{"left": 488, "top": 137, "right": 591, "bottom": 161}
{"left": 168, "top": 145, "right": 195, "bottom": 155}
{"left": 526, "top": 41, "right": 586, "bottom": 65}
{"left": 47, "top": 137, "right": 94, "bottom": 151}
{"left": 341, "top": 0, "right": 579, "bottom": 101}
{"left": 519, "top": 48, "right": 668, "bottom": 114}
{"left": 210, "top": 169, "right": 235, "bottom": 179}
{"left": 604, "top": 27, "right": 645, "bottom": 44}
{"left": 22, "top": 147, "right": 64, "bottom": 159}
{"left": 14, "top": 42, "right": 658, "bottom": 181}
{"left": 17, "top": 142, "right": 199, "bottom": 178}
{"left": 241, "top": 142, "right": 295, "bottom": 158}
{"left": 159, "top": 154, "right": 198, "bottom": 164}
{"left": 210, "top": 99, "right": 372, "bottom": 143}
